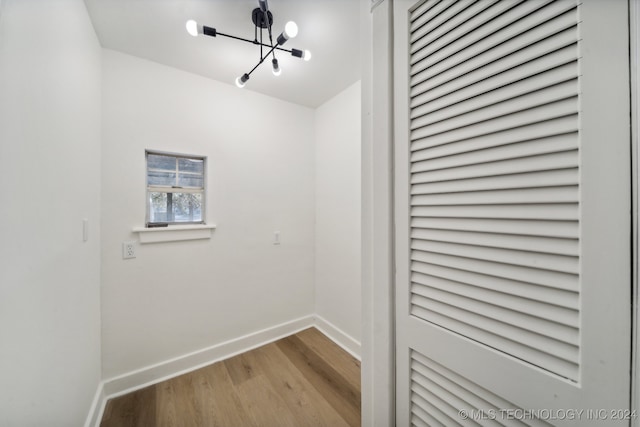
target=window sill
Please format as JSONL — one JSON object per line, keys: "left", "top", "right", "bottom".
{"left": 132, "top": 224, "right": 216, "bottom": 244}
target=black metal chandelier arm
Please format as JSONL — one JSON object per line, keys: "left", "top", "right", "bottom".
{"left": 267, "top": 25, "right": 276, "bottom": 60}
{"left": 259, "top": 23, "right": 263, "bottom": 59}
{"left": 247, "top": 43, "right": 280, "bottom": 77}
{"left": 205, "top": 29, "right": 294, "bottom": 54}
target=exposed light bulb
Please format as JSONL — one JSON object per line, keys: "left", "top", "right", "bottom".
{"left": 272, "top": 59, "right": 281, "bottom": 76}
{"left": 284, "top": 21, "right": 298, "bottom": 39}
{"left": 303, "top": 50, "right": 312, "bottom": 61}
{"left": 277, "top": 21, "right": 299, "bottom": 45}
{"left": 186, "top": 20, "right": 199, "bottom": 37}
{"left": 235, "top": 73, "right": 250, "bottom": 88}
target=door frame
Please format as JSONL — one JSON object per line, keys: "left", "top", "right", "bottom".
{"left": 361, "top": 0, "right": 396, "bottom": 425}
{"left": 631, "top": 0, "right": 640, "bottom": 424}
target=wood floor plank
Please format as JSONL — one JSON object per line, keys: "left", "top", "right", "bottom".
{"left": 100, "top": 328, "right": 361, "bottom": 427}
{"left": 224, "top": 351, "right": 259, "bottom": 386}
{"left": 252, "top": 343, "right": 350, "bottom": 427}
{"left": 100, "top": 386, "right": 156, "bottom": 427}
{"left": 276, "top": 335, "right": 361, "bottom": 427}
{"left": 296, "top": 327, "right": 361, "bottom": 390}
{"left": 235, "top": 374, "right": 300, "bottom": 427}
{"left": 166, "top": 372, "right": 204, "bottom": 427}
{"left": 155, "top": 378, "right": 179, "bottom": 427}
{"left": 198, "top": 361, "right": 256, "bottom": 427}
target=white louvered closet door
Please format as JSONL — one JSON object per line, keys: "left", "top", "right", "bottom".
{"left": 394, "top": 0, "right": 631, "bottom": 425}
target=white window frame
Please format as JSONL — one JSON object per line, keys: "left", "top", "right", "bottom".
{"left": 145, "top": 150, "right": 207, "bottom": 227}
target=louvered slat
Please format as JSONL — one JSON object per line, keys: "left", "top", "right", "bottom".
{"left": 411, "top": 204, "right": 578, "bottom": 221}
{"left": 411, "top": 0, "right": 530, "bottom": 66}
{"left": 411, "top": 261, "right": 579, "bottom": 309}
{"left": 411, "top": 271, "right": 578, "bottom": 326}
{"left": 411, "top": 150, "right": 578, "bottom": 183}
{"left": 412, "top": 65, "right": 578, "bottom": 130}
{"left": 410, "top": 0, "right": 479, "bottom": 46}
{"left": 411, "top": 228, "right": 578, "bottom": 256}
{"left": 411, "top": 33, "right": 577, "bottom": 108}
{"left": 412, "top": 169, "right": 578, "bottom": 195}
{"left": 411, "top": 186, "right": 578, "bottom": 206}
{"left": 409, "top": 0, "right": 580, "bottom": 382}
{"left": 411, "top": 0, "right": 500, "bottom": 49}
{"left": 412, "top": 60, "right": 577, "bottom": 121}
{"left": 411, "top": 380, "right": 471, "bottom": 426}
{"left": 416, "top": 116, "right": 577, "bottom": 159}
{"left": 410, "top": 0, "right": 442, "bottom": 24}
{"left": 411, "top": 301, "right": 579, "bottom": 379}
{"left": 411, "top": 132, "right": 576, "bottom": 166}
{"left": 411, "top": 390, "right": 460, "bottom": 426}
{"left": 412, "top": 364, "right": 516, "bottom": 427}
{"left": 411, "top": 284, "right": 578, "bottom": 343}
{"left": 411, "top": 1, "right": 577, "bottom": 83}
{"left": 411, "top": 98, "right": 578, "bottom": 149}
{"left": 410, "top": 217, "right": 579, "bottom": 239}
{"left": 411, "top": 240, "right": 578, "bottom": 274}
{"left": 410, "top": 249, "right": 578, "bottom": 291}
{"left": 410, "top": 406, "right": 433, "bottom": 427}
{"left": 412, "top": 81, "right": 577, "bottom": 138}
{"left": 410, "top": 0, "right": 459, "bottom": 35}
{"left": 411, "top": 351, "right": 553, "bottom": 427}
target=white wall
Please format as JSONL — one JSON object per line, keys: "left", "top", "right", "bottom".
{"left": 314, "top": 81, "right": 361, "bottom": 343}
{"left": 101, "top": 50, "right": 316, "bottom": 379}
{"left": 0, "top": 0, "right": 102, "bottom": 426}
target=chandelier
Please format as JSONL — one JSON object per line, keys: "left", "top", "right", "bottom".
{"left": 186, "top": 0, "right": 311, "bottom": 88}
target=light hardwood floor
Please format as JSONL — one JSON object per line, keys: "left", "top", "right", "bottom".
{"left": 100, "top": 327, "right": 361, "bottom": 427}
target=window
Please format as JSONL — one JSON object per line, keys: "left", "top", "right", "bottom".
{"left": 146, "top": 151, "right": 206, "bottom": 226}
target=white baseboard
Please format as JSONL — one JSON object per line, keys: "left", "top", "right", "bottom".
{"left": 313, "top": 315, "right": 361, "bottom": 360}
{"left": 85, "top": 313, "right": 360, "bottom": 426}
{"left": 103, "top": 314, "right": 315, "bottom": 398}
{"left": 84, "top": 382, "right": 106, "bottom": 427}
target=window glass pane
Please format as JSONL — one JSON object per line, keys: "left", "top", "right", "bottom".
{"left": 178, "top": 174, "right": 204, "bottom": 188}
{"left": 148, "top": 170, "right": 176, "bottom": 186}
{"left": 173, "top": 193, "right": 203, "bottom": 222}
{"left": 149, "top": 192, "right": 203, "bottom": 223}
{"left": 149, "top": 192, "right": 168, "bottom": 222}
{"left": 178, "top": 158, "right": 204, "bottom": 174}
{"left": 148, "top": 154, "right": 176, "bottom": 171}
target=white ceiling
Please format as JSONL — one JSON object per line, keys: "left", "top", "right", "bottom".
{"left": 84, "top": 0, "right": 362, "bottom": 108}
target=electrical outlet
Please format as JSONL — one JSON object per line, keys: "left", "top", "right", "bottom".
{"left": 122, "top": 241, "right": 136, "bottom": 259}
